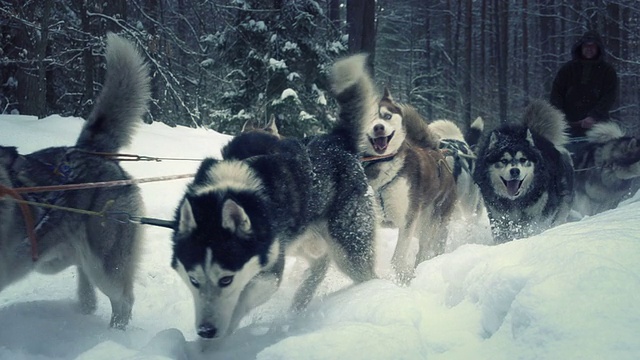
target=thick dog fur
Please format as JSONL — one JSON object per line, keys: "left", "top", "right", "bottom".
{"left": 473, "top": 100, "right": 574, "bottom": 243}
{"left": 172, "top": 111, "right": 377, "bottom": 340}
{"left": 572, "top": 122, "right": 640, "bottom": 216}
{"left": 0, "top": 34, "right": 150, "bottom": 328}
{"left": 331, "top": 54, "right": 456, "bottom": 283}
{"left": 429, "top": 118, "right": 486, "bottom": 219}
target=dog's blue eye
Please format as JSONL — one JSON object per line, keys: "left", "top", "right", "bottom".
{"left": 219, "top": 276, "right": 234, "bottom": 287}
{"left": 519, "top": 158, "right": 527, "bottom": 164}
{"left": 382, "top": 113, "right": 392, "bottom": 120}
{"left": 189, "top": 276, "right": 200, "bottom": 288}
{"left": 501, "top": 159, "right": 509, "bottom": 165}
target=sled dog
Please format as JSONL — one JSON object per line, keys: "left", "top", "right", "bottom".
{"left": 429, "top": 117, "right": 486, "bottom": 219}
{"left": 473, "top": 100, "right": 574, "bottom": 243}
{"left": 330, "top": 54, "right": 456, "bottom": 283}
{"left": 0, "top": 34, "right": 150, "bottom": 328}
{"left": 171, "top": 110, "right": 377, "bottom": 340}
{"left": 572, "top": 122, "right": 640, "bottom": 216}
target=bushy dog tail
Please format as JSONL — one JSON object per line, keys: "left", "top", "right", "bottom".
{"left": 76, "top": 33, "right": 151, "bottom": 153}
{"left": 330, "top": 53, "right": 378, "bottom": 153}
{"left": 429, "top": 119, "right": 465, "bottom": 142}
{"left": 522, "top": 99, "right": 568, "bottom": 147}
{"left": 465, "top": 116, "right": 484, "bottom": 148}
{"left": 586, "top": 122, "right": 625, "bottom": 143}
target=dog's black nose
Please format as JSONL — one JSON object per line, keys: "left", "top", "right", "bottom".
{"left": 510, "top": 168, "right": 520, "bottom": 178}
{"left": 197, "top": 323, "right": 217, "bottom": 338}
{"left": 373, "top": 124, "right": 385, "bottom": 135}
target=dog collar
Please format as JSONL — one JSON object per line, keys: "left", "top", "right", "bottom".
{"left": 360, "top": 153, "right": 397, "bottom": 166}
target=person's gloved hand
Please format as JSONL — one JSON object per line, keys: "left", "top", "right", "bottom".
{"left": 580, "top": 116, "right": 596, "bottom": 129}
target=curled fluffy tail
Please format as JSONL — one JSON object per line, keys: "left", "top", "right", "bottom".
{"left": 465, "top": 116, "right": 484, "bottom": 148}
{"left": 586, "top": 122, "right": 625, "bottom": 143}
{"left": 330, "top": 53, "right": 378, "bottom": 153}
{"left": 429, "top": 119, "right": 465, "bottom": 142}
{"left": 522, "top": 99, "right": 568, "bottom": 147}
{"left": 76, "top": 33, "right": 151, "bottom": 153}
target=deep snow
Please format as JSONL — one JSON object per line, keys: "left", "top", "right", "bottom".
{"left": 0, "top": 114, "right": 638, "bottom": 360}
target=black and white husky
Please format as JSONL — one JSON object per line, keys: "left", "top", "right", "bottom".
{"left": 572, "top": 122, "right": 640, "bottom": 216}
{"left": 0, "top": 34, "right": 149, "bottom": 328}
{"left": 473, "top": 100, "right": 574, "bottom": 243}
{"left": 171, "top": 115, "right": 377, "bottom": 339}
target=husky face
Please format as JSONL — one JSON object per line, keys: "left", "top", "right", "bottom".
{"left": 361, "top": 95, "right": 406, "bottom": 156}
{"left": 488, "top": 150, "right": 535, "bottom": 199}
{"left": 608, "top": 137, "right": 640, "bottom": 180}
{"left": 172, "top": 190, "right": 278, "bottom": 339}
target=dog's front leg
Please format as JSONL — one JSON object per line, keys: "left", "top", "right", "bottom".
{"left": 391, "top": 226, "right": 416, "bottom": 285}
{"left": 227, "top": 270, "right": 281, "bottom": 334}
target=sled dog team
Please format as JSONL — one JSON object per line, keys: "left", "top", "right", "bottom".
{"left": 1, "top": 35, "right": 639, "bottom": 343}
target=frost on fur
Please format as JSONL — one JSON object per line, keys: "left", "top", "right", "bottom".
{"left": 522, "top": 100, "right": 569, "bottom": 147}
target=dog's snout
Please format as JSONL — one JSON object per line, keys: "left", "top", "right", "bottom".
{"left": 373, "top": 124, "right": 385, "bottom": 135}
{"left": 510, "top": 168, "right": 520, "bottom": 178}
{"left": 197, "top": 323, "right": 218, "bottom": 338}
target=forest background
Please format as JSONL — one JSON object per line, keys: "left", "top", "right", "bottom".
{"left": 2, "top": 0, "right": 639, "bottom": 137}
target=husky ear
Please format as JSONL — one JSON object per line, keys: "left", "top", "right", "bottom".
{"left": 221, "top": 198, "right": 252, "bottom": 236}
{"left": 177, "top": 199, "right": 197, "bottom": 234}
{"left": 382, "top": 86, "right": 393, "bottom": 101}
{"left": 241, "top": 119, "right": 256, "bottom": 133}
{"left": 265, "top": 114, "right": 279, "bottom": 136}
{"left": 526, "top": 129, "right": 535, "bottom": 147}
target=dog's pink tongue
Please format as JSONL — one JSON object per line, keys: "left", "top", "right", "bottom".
{"left": 505, "top": 180, "right": 522, "bottom": 196}
{"left": 373, "top": 137, "right": 388, "bottom": 151}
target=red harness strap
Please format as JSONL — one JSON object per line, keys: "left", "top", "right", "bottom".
{"left": 0, "top": 184, "right": 38, "bottom": 261}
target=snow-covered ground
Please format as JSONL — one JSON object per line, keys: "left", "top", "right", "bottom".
{"left": 0, "top": 114, "right": 638, "bottom": 360}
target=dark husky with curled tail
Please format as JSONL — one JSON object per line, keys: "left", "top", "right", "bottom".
{"left": 0, "top": 33, "right": 150, "bottom": 328}
{"left": 473, "top": 100, "right": 574, "bottom": 243}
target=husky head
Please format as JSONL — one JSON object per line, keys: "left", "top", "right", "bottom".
{"left": 361, "top": 88, "right": 407, "bottom": 156}
{"left": 171, "top": 159, "right": 279, "bottom": 339}
{"left": 484, "top": 127, "right": 540, "bottom": 200}
{"left": 586, "top": 123, "right": 640, "bottom": 180}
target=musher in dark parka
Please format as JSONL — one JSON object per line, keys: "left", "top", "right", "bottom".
{"left": 550, "top": 30, "right": 618, "bottom": 140}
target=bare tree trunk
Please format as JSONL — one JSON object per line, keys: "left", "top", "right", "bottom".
{"left": 74, "top": 0, "right": 94, "bottom": 118}
{"left": 496, "top": 0, "right": 508, "bottom": 123}
{"left": 463, "top": 0, "right": 472, "bottom": 125}
{"left": 35, "top": 0, "right": 52, "bottom": 118}
{"left": 522, "top": 0, "right": 529, "bottom": 100}
{"left": 606, "top": 2, "right": 621, "bottom": 116}
{"left": 328, "top": 0, "right": 340, "bottom": 29}
{"left": 346, "top": 0, "right": 376, "bottom": 73}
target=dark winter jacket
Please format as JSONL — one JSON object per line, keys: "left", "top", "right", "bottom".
{"left": 550, "top": 30, "right": 618, "bottom": 138}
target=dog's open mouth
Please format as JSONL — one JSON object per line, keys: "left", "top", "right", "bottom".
{"left": 369, "top": 132, "right": 395, "bottom": 154}
{"left": 502, "top": 178, "right": 524, "bottom": 197}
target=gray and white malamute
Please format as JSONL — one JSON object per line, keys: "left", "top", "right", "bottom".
{"left": 0, "top": 34, "right": 150, "bottom": 328}
{"left": 572, "top": 122, "right": 640, "bottom": 216}
{"left": 171, "top": 115, "right": 377, "bottom": 339}
{"left": 330, "top": 54, "right": 456, "bottom": 283}
{"left": 473, "top": 100, "right": 574, "bottom": 243}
